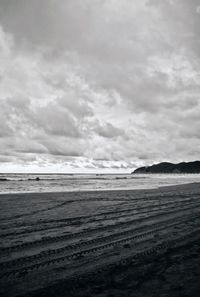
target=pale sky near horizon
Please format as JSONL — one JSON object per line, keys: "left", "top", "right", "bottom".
{"left": 0, "top": 0, "right": 200, "bottom": 173}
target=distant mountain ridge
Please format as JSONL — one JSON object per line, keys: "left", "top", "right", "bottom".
{"left": 132, "top": 161, "right": 200, "bottom": 174}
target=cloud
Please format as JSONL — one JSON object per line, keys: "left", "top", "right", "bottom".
{"left": 0, "top": 0, "right": 200, "bottom": 172}
{"left": 93, "top": 121, "right": 126, "bottom": 139}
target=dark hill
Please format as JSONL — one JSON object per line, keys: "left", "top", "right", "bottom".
{"left": 132, "top": 161, "right": 200, "bottom": 174}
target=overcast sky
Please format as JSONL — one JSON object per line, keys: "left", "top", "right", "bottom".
{"left": 0, "top": 0, "right": 200, "bottom": 173}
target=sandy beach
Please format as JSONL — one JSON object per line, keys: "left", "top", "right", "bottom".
{"left": 0, "top": 182, "right": 200, "bottom": 297}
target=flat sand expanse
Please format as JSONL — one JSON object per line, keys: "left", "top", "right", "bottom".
{"left": 0, "top": 183, "right": 200, "bottom": 297}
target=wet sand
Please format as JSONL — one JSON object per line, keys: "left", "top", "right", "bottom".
{"left": 0, "top": 183, "right": 200, "bottom": 297}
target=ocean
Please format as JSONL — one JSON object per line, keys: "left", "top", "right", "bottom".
{"left": 0, "top": 173, "right": 200, "bottom": 194}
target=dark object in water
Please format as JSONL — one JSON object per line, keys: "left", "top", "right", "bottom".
{"left": 36, "top": 177, "right": 40, "bottom": 181}
{"left": 0, "top": 178, "right": 7, "bottom": 181}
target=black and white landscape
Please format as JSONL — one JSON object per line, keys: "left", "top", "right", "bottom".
{"left": 0, "top": 1, "right": 200, "bottom": 297}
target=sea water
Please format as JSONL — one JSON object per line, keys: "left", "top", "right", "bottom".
{"left": 0, "top": 173, "right": 200, "bottom": 194}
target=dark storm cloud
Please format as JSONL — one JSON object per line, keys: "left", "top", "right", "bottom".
{"left": 0, "top": 0, "right": 200, "bottom": 172}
